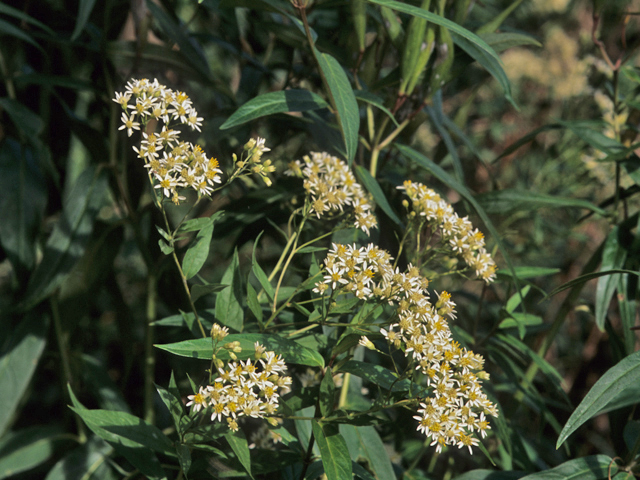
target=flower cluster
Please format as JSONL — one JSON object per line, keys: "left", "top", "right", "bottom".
{"left": 286, "top": 152, "right": 377, "bottom": 235}
{"left": 314, "top": 243, "right": 498, "bottom": 453}
{"left": 113, "top": 78, "right": 222, "bottom": 204}
{"left": 399, "top": 180, "right": 497, "bottom": 283}
{"left": 186, "top": 324, "right": 292, "bottom": 431}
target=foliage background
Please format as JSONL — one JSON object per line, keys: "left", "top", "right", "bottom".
{"left": 2, "top": 0, "right": 640, "bottom": 479}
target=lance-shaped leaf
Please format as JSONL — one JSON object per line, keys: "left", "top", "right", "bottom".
{"left": 44, "top": 435, "right": 113, "bottom": 480}
{"left": 68, "top": 387, "right": 172, "bottom": 480}
{"left": 220, "top": 89, "right": 329, "bottom": 129}
{"left": 0, "top": 312, "right": 48, "bottom": 437}
{"left": 224, "top": 431, "right": 252, "bottom": 478}
{"left": 182, "top": 222, "right": 214, "bottom": 280}
{"left": 22, "top": 166, "right": 108, "bottom": 309}
{"left": 557, "top": 350, "right": 640, "bottom": 448}
{"left": 0, "top": 426, "right": 63, "bottom": 479}
{"left": 595, "top": 227, "right": 627, "bottom": 330}
{"left": 155, "top": 334, "right": 324, "bottom": 367}
{"left": 476, "top": 189, "right": 607, "bottom": 216}
{"left": 312, "top": 47, "right": 360, "bottom": 165}
{"left": 339, "top": 424, "right": 396, "bottom": 480}
{"left": 312, "top": 421, "right": 352, "bottom": 480}
{"left": 368, "top": 0, "right": 515, "bottom": 106}
{"left": 519, "top": 455, "right": 616, "bottom": 480}
{"left": 215, "top": 249, "right": 244, "bottom": 332}
{"left": 355, "top": 166, "right": 403, "bottom": 227}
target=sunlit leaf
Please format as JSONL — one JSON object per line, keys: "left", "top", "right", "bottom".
{"left": 224, "top": 431, "right": 252, "bottom": 478}
{"left": 355, "top": 166, "right": 403, "bottom": 227}
{"left": 368, "top": 0, "right": 514, "bottom": 106}
{"left": 557, "top": 351, "right": 640, "bottom": 448}
{"left": 215, "top": 249, "right": 244, "bottom": 332}
{"left": 312, "top": 421, "right": 352, "bottom": 480}
{"left": 520, "top": 455, "right": 616, "bottom": 480}
{"left": 155, "top": 334, "right": 325, "bottom": 367}
{"left": 313, "top": 47, "right": 360, "bottom": 165}
{"left": 339, "top": 424, "right": 396, "bottom": 480}
{"left": 595, "top": 227, "right": 627, "bottom": 330}
{"left": 220, "top": 89, "right": 329, "bottom": 129}
{"left": 182, "top": 223, "right": 214, "bottom": 280}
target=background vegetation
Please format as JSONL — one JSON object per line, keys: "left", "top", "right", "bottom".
{"left": 2, "top": 0, "right": 640, "bottom": 479}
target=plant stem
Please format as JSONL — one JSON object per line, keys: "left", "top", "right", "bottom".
{"left": 144, "top": 273, "right": 157, "bottom": 425}
{"left": 51, "top": 295, "right": 87, "bottom": 443}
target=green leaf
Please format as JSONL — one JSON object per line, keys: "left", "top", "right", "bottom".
{"left": 355, "top": 166, "right": 403, "bottom": 227}
{"left": 595, "top": 227, "right": 627, "bottom": 330}
{"left": 557, "top": 350, "right": 640, "bottom": 448}
{"left": 224, "top": 431, "right": 253, "bottom": 478}
{"left": 452, "top": 470, "right": 525, "bottom": 480}
{"left": 0, "top": 139, "right": 46, "bottom": 275}
{"left": 338, "top": 360, "right": 414, "bottom": 393}
{"left": 220, "top": 89, "right": 329, "bottom": 129}
{"left": 0, "top": 19, "right": 41, "bottom": 50}
{"left": 45, "top": 436, "right": 114, "bottom": 480}
{"left": 312, "top": 47, "right": 360, "bottom": 165}
{"left": 68, "top": 387, "right": 172, "bottom": 480}
{"left": 155, "top": 334, "right": 324, "bottom": 367}
{"left": 81, "top": 355, "right": 131, "bottom": 413}
{"left": 178, "top": 213, "right": 223, "bottom": 233}
{"left": 353, "top": 90, "right": 399, "bottom": 127}
{"left": 519, "top": 455, "right": 616, "bottom": 480}
{"left": 476, "top": 189, "right": 607, "bottom": 216}
{"left": 252, "top": 238, "right": 275, "bottom": 302}
{"left": 145, "top": 0, "right": 212, "bottom": 82}
{"left": 0, "top": 4, "right": 55, "bottom": 35}
{"left": 546, "top": 270, "right": 640, "bottom": 299}
{"left": 368, "top": 0, "right": 514, "bottom": 106}
{"left": 22, "top": 166, "right": 108, "bottom": 309}
{"left": 71, "top": 0, "right": 97, "bottom": 40}
{"left": 155, "top": 383, "right": 187, "bottom": 436}
{"left": 0, "top": 312, "right": 48, "bottom": 437}
{"left": 0, "top": 426, "right": 62, "bottom": 479}
{"left": 479, "top": 32, "right": 541, "bottom": 53}
{"left": 496, "top": 266, "right": 561, "bottom": 280}
{"left": 246, "top": 282, "right": 263, "bottom": 324}
{"left": 339, "top": 425, "right": 396, "bottom": 480}
{"left": 0, "top": 99, "right": 44, "bottom": 138}
{"left": 560, "top": 120, "right": 626, "bottom": 154}
{"left": 174, "top": 445, "right": 191, "bottom": 479}
{"left": 191, "top": 283, "right": 229, "bottom": 304}
{"left": 319, "top": 371, "right": 336, "bottom": 417}
{"left": 182, "top": 222, "right": 214, "bottom": 279}
{"left": 215, "top": 249, "right": 244, "bottom": 332}
{"left": 312, "top": 421, "right": 352, "bottom": 480}
{"left": 498, "top": 313, "right": 543, "bottom": 330}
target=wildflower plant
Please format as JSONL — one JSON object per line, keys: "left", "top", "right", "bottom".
{"left": 12, "top": 1, "right": 640, "bottom": 480}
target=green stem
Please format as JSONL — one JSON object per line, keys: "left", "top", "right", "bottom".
{"left": 162, "top": 208, "right": 207, "bottom": 338}
{"left": 51, "top": 295, "right": 87, "bottom": 443}
{"left": 338, "top": 372, "right": 351, "bottom": 408}
{"left": 144, "top": 273, "right": 157, "bottom": 424}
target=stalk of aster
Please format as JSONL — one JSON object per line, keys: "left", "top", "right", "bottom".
{"left": 398, "top": 180, "right": 497, "bottom": 283}
{"left": 186, "top": 324, "right": 292, "bottom": 432}
{"left": 313, "top": 243, "right": 498, "bottom": 454}
{"left": 285, "top": 152, "right": 378, "bottom": 235}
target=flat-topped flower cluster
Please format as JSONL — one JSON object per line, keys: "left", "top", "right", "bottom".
{"left": 314, "top": 243, "right": 498, "bottom": 453}
{"left": 399, "top": 180, "right": 497, "bottom": 283}
{"left": 186, "top": 325, "right": 292, "bottom": 432}
{"left": 286, "top": 152, "right": 377, "bottom": 235}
